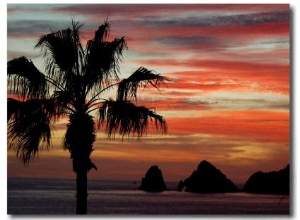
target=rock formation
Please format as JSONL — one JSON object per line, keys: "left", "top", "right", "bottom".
{"left": 243, "top": 164, "right": 289, "bottom": 194}
{"left": 178, "top": 160, "right": 238, "bottom": 193}
{"left": 138, "top": 165, "right": 167, "bottom": 192}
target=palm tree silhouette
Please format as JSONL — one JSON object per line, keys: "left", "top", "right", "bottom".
{"left": 7, "top": 20, "right": 167, "bottom": 214}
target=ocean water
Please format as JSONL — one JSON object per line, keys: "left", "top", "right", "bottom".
{"left": 7, "top": 178, "right": 290, "bottom": 215}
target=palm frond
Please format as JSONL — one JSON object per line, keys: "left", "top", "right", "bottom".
{"left": 94, "top": 19, "right": 110, "bottom": 42}
{"left": 98, "top": 99, "right": 167, "bottom": 139}
{"left": 35, "top": 21, "right": 84, "bottom": 83}
{"left": 7, "top": 98, "right": 21, "bottom": 122}
{"left": 117, "top": 67, "right": 168, "bottom": 101}
{"left": 51, "top": 90, "right": 76, "bottom": 114}
{"left": 7, "top": 57, "right": 48, "bottom": 100}
{"left": 7, "top": 98, "right": 58, "bottom": 164}
{"left": 85, "top": 27, "right": 127, "bottom": 91}
{"left": 8, "top": 98, "right": 59, "bottom": 121}
{"left": 104, "top": 37, "right": 127, "bottom": 74}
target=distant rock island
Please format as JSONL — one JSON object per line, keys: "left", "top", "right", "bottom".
{"left": 243, "top": 164, "right": 289, "bottom": 195}
{"left": 137, "top": 161, "right": 289, "bottom": 195}
{"left": 139, "top": 165, "right": 167, "bottom": 192}
{"left": 178, "top": 160, "right": 238, "bottom": 193}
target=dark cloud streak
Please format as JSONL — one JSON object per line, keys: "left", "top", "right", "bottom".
{"left": 7, "top": 20, "right": 74, "bottom": 38}
{"left": 153, "top": 36, "right": 221, "bottom": 49}
{"left": 137, "top": 11, "right": 289, "bottom": 28}
{"left": 50, "top": 4, "right": 289, "bottom": 18}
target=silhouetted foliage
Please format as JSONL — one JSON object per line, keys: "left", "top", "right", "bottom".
{"left": 7, "top": 20, "right": 168, "bottom": 214}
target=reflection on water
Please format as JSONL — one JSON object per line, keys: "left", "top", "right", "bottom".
{"left": 7, "top": 178, "right": 290, "bottom": 215}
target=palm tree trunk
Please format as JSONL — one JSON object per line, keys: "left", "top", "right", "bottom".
{"left": 76, "top": 169, "right": 88, "bottom": 214}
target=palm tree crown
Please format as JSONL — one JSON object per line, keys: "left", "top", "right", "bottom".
{"left": 8, "top": 20, "right": 167, "bottom": 163}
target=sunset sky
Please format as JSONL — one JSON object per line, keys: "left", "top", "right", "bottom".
{"left": 6, "top": 3, "right": 290, "bottom": 185}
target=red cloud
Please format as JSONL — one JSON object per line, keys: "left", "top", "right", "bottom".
{"left": 136, "top": 60, "right": 289, "bottom": 94}
{"left": 167, "top": 110, "right": 289, "bottom": 143}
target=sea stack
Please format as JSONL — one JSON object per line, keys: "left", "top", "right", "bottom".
{"left": 243, "top": 164, "right": 289, "bottom": 195}
{"left": 179, "top": 160, "right": 238, "bottom": 193}
{"left": 139, "top": 165, "right": 167, "bottom": 192}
